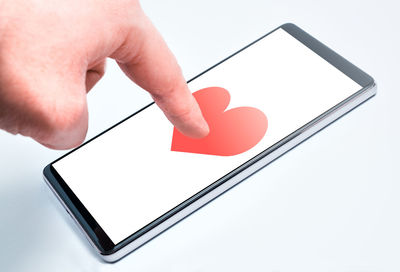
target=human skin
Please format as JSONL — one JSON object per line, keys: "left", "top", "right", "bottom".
{"left": 0, "top": 0, "right": 209, "bottom": 149}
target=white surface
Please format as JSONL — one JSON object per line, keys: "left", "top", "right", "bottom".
{"left": 53, "top": 28, "right": 361, "bottom": 244}
{"left": 0, "top": 0, "right": 399, "bottom": 271}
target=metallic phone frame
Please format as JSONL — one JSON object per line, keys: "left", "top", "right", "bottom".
{"left": 43, "top": 23, "right": 377, "bottom": 262}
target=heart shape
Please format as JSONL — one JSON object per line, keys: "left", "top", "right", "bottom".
{"left": 171, "top": 87, "right": 268, "bottom": 156}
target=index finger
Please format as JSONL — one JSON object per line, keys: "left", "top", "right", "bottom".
{"left": 112, "top": 8, "right": 209, "bottom": 138}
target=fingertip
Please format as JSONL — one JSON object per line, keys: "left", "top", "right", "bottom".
{"left": 190, "top": 118, "right": 210, "bottom": 139}
{"left": 174, "top": 112, "right": 209, "bottom": 139}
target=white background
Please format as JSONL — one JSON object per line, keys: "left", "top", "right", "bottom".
{"left": 0, "top": 0, "right": 399, "bottom": 271}
{"left": 53, "top": 28, "right": 360, "bottom": 244}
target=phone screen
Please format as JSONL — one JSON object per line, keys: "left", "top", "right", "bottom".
{"left": 52, "top": 28, "right": 361, "bottom": 244}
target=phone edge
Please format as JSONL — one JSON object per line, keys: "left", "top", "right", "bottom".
{"left": 42, "top": 22, "right": 378, "bottom": 262}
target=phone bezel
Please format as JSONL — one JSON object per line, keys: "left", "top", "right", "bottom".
{"left": 43, "top": 23, "right": 375, "bottom": 259}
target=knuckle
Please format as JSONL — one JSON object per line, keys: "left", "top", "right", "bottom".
{"left": 153, "top": 73, "right": 184, "bottom": 98}
{"left": 171, "top": 103, "right": 194, "bottom": 121}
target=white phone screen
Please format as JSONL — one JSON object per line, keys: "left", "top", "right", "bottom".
{"left": 53, "top": 28, "right": 361, "bottom": 244}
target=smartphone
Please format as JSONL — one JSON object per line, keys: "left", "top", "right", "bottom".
{"left": 43, "top": 23, "right": 376, "bottom": 262}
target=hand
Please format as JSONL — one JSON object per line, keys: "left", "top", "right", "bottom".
{"left": 0, "top": 0, "right": 209, "bottom": 149}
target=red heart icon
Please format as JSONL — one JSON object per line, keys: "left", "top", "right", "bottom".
{"left": 171, "top": 87, "right": 268, "bottom": 156}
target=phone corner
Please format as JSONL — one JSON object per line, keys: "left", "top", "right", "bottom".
{"left": 98, "top": 250, "right": 122, "bottom": 263}
{"left": 42, "top": 164, "right": 52, "bottom": 181}
{"left": 280, "top": 22, "right": 298, "bottom": 31}
{"left": 369, "top": 79, "right": 378, "bottom": 96}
